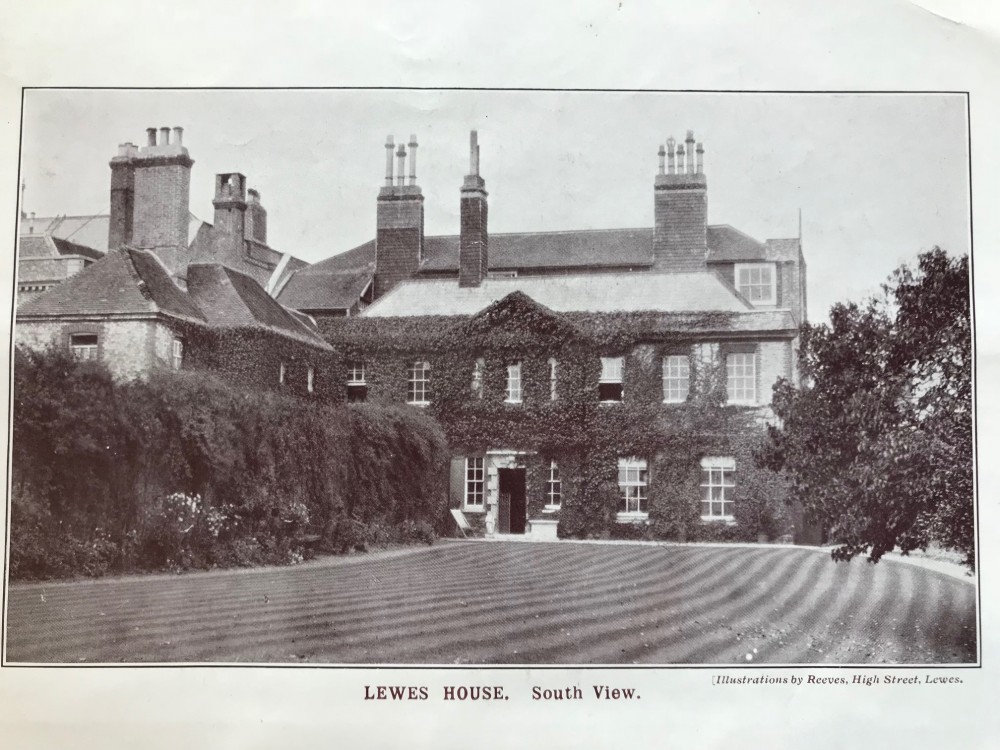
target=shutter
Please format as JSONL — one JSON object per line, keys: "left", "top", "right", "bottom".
{"left": 449, "top": 456, "right": 466, "bottom": 508}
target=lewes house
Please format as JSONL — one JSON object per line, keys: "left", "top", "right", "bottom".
{"left": 16, "top": 126, "right": 816, "bottom": 544}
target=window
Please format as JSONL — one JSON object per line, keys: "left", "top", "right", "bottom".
{"left": 618, "top": 458, "right": 648, "bottom": 515}
{"left": 465, "top": 457, "right": 485, "bottom": 509}
{"left": 347, "top": 361, "right": 367, "bottom": 403}
{"left": 471, "top": 358, "right": 484, "bottom": 399}
{"left": 662, "top": 354, "right": 690, "bottom": 403}
{"left": 599, "top": 356, "right": 624, "bottom": 402}
{"left": 735, "top": 263, "right": 776, "bottom": 305}
{"left": 549, "top": 358, "right": 558, "bottom": 401}
{"left": 69, "top": 333, "right": 98, "bottom": 361}
{"left": 307, "top": 366, "right": 315, "bottom": 394}
{"left": 407, "top": 360, "right": 431, "bottom": 405}
{"left": 171, "top": 338, "right": 183, "bottom": 371}
{"left": 726, "top": 352, "right": 757, "bottom": 405}
{"left": 279, "top": 362, "right": 286, "bottom": 385}
{"left": 505, "top": 361, "right": 522, "bottom": 403}
{"left": 546, "top": 460, "right": 562, "bottom": 509}
{"left": 700, "top": 457, "right": 736, "bottom": 520}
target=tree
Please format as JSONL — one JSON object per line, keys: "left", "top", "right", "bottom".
{"left": 765, "top": 249, "right": 973, "bottom": 570}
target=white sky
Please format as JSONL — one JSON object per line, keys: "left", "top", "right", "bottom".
{"left": 19, "top": 89, "right": 969, "bottom": 322}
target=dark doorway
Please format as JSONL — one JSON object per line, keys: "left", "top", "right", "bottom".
{"left": 497, "top": 468, "right": 527, "bottom": 534}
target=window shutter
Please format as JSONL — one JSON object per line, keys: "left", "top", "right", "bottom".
{"left": 449, "top": 456, "right": 466, "bottom": 508}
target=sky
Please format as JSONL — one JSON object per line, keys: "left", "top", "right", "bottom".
{"left": 18, "top": 89, "right": 970, "bottom": 322}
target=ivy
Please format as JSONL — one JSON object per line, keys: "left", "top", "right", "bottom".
{"left": 321, "top": 293, "right": 794, "bottom": 541}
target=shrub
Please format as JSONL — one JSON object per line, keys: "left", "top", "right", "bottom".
{"left": 10, "top": 348, "right": 450, "bottom": 580}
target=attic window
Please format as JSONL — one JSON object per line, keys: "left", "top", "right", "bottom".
{"left": 599, "top": 356, "right": 624, "bottom": 402}
{"left": 70, "top": 333, "right": 98, "bottom": 362}
{"left": 279, "top": 362, "right": 287, "bottom": 385}
{"left": 735, "top": 263, "right": 776, "bottom": 305}
{"left": 347, "top": 361, "right": 367, "bottom": 403}
{"left": 307, "top": 366, "right": 315, "bottom": 394}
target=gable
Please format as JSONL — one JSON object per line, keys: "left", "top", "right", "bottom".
{"left": 451, "top": 291, "right": 585, "bottom": 351}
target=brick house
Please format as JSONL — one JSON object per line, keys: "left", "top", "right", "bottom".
{"left": 15, "top": 228, "right": 104, "bottom": 307}
{"left": 290, "top": 131, "right": 814, "bottom": 543}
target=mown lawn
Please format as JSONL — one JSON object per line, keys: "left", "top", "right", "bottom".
{"left": 4, "top": 541, "right": 977, "bottom": 665}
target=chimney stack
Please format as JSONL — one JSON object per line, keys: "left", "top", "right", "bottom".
{"left": 246, "top": 187, "right": 267, "bottom": 244}
{"left": 459, "top": 130, "right": 489, "bottom": 288}
{"left": 653, "top": 130, "right": 708, "bottom": 272}
{"left": 113, "top": 126, "right": 194, "bottom": 278}
{"left": 374, "top": 133, "right": 424, "bottom": 299}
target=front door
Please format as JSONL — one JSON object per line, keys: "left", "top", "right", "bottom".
{"left": 497, "top": 468, "right": 527, "bottom": 534}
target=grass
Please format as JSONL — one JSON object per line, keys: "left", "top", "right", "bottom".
{"left": 4, "top": 540, "right": 977, "bottom": 665}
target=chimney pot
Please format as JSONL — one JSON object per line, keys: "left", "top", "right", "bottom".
{"left": 160, "top": 127, "right": 171, "bottom": 146}
{"left": 470, "top": 130, "right": 480, "bottom": 176}
{"left": 384, "top": 136, "right": 395, "bottom": 186}
{"left": 667, "top": 137, "right": 676, "bottom": 174}
{"left": 408, "top": 134, "right": 418, "bottom": 185}
{"left": 146, "top": 128, "right": 157, "bottom": 146}
{"left": 173, "top": 126, "right": 183, "bottom": 146}
{"left": 696, "top": 142, "right": 704, "bottom": 174}
{"left": 657, "top": 144, "right": 666, "bottom": 176}
{"left": 396, "top": 144, "right": 407, "bottom": 187}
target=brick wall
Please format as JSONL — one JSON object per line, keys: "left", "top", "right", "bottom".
{"left": 459, "top": 192, "right": 488, "bottom": 287}
{"left": 374, "top": 194, "right": 423, "bottom": 299}
{"left": 757, "top": 339, "right": 792, "bottom": 405}
{"left": 132, "top": 157, "right": 192, "bottom": 275}
{"left": 653, "top": 179, "right": 708, "bottom": 271}
{"left": 14, "top": 318, "right": 184, "bottom": 381}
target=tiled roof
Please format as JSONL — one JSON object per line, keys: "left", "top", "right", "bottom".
{"left": 50, "top": 237, "right": 105, "bottom": 261}
{"left": 186, "top": 263, "right": 331, "bottom": 349}
{"left": 419, "top": 229, "right": 655, "bottom": 272}
{"left": 21, "top": 213, "right": 204, "bottom": 253}
{"left": 281, "top": 223, "right": 790, "bottom": 312}
{"left": 363, "top": 272, "right": 753, "bottom": 318}
{"left": 17, "top": 248, "right": 204, "bottom": 322}
{"left": 17, "top": 234, "right": 104, "bottom": 261}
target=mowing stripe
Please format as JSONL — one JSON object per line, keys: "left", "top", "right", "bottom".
{"left": 4, "top": 543, "right": 978, "bottom": 664}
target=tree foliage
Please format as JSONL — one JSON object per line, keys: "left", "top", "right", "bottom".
{"left": 765, "top": 249, "right": 973, "bottom": 569}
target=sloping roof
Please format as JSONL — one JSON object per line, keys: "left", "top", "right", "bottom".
{"left": 705, "top": 225, "right": 768, "bottom": 262}
{"left": 17, "top": 234, "right": 104, "bottom": 261}
{"left": 280, "top": 223, "right": 787, "bottom": 312}
{"left": 18, "top": 247, "right": 205, "bottom": 322}
{"left": 276, "top": 239, "right": 375, "bottom": 311}
{"left": 50, "top": 237, "right": 105, "bottom": 261}
{"left": 186, "top": 263, "right": 331, "bottom": 349}
{"left": 363, "top": 272, "right": 753, "bottom": 318}
{"left": 419, "top": 229, "right": 655, "bottom": 272}
{"left": 22, "top": 213, "right": 204, "bottom": 253}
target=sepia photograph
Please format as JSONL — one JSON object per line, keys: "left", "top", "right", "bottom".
{"left": 3, "top": 88, "right": 976, "bottom": 666}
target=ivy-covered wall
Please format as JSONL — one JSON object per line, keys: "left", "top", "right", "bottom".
{"left": 320, "top": 292, "right": 800, "bottom": 542}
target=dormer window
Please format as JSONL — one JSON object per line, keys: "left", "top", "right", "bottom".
{"left": 599, "top": 356, "right": 624, "bottom": 402}
{"left": 307, "top": 366, "right": 315, "bottom": 394}
{"left": 347, "top": 361, "right": 367, "bottom": 403}
{"left": 735, "top": 263, "right": 776, "bottom": 305}
{"left": 279, "top": 362, "right": 286, "bottom": 385}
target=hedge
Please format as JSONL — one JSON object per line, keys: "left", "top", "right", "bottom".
{"left": 9, "top": 347, "right": 448, "bottom": 580}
